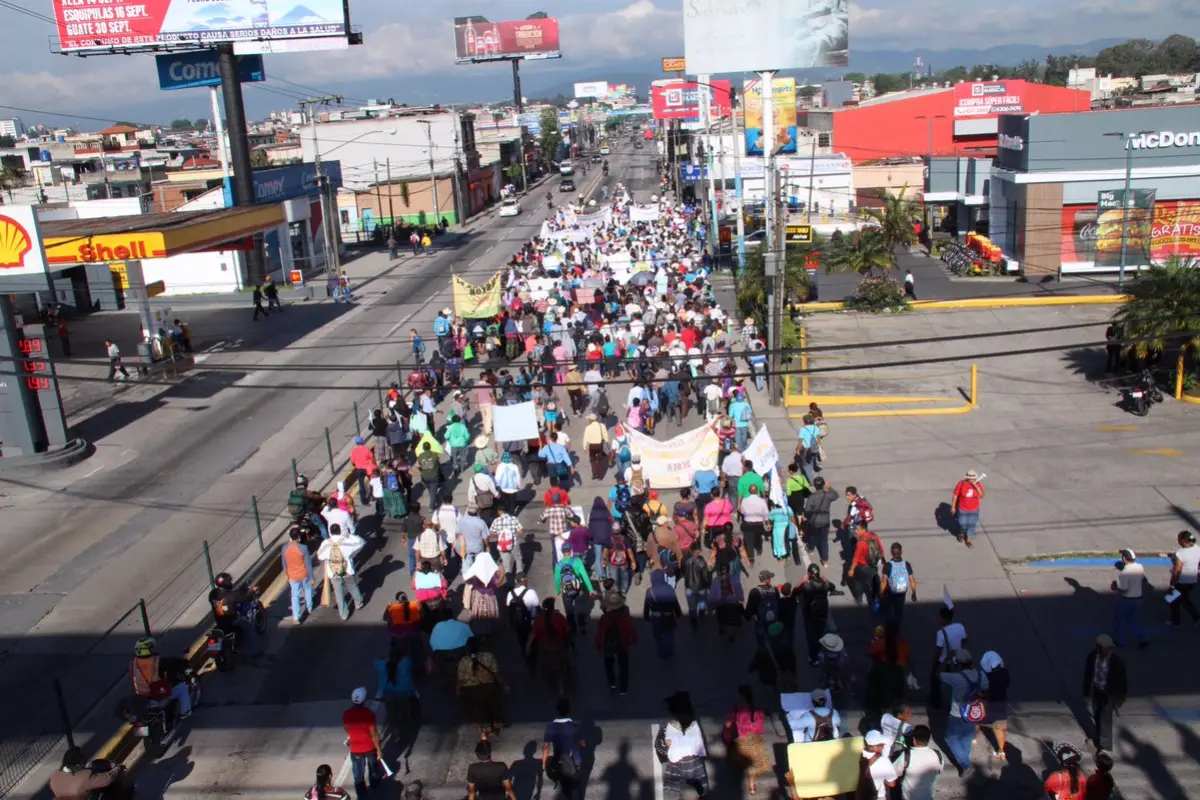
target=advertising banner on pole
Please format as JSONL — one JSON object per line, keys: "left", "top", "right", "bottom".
{"left": 744, "top": 77, "right": 799, "bottom": 156}
{"left": 156, "top": 51, "right": 264, "bottom": 91}
{"left": 454, "top": 16, "right": 561, "bottom": 63}
{"left": 651, "top": 79, "right": 732, "bottom": 121}
{"left": 744, "top": 427, "right": 786, "bottom": 507}
{"left": 1095, "top": 189, "right": 1157, "bottom": 268}
{"left": 625, "top": 424, "right": 720, "bottom": 489}
{"left": 54, "top": 0, "right": 348, "bottom": 53}
{"left": 683, "top": 0, "right": 848, "bottom": 75}
{"left": 1061, "top": 200, "right": 1200, "bottom": 269}
{"left": 574, "top": 81, "right": 608, "bottom": 99}
{"left": 452, "top": 272, "right": 503, "bottom": 318}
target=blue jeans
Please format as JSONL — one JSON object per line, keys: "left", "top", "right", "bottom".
{"left": 735, "top": 426, "right": 749, "bottom": 452}
{"left": 944, "top": 715, "right": 977, "bottom": 769}
{"left": 685, "top": 588, "right": 707, "bottom": 624}
{"left": 349, "top": 752, "right": 381, "bottom": 799}
{"left": 408, "top": 538, "right": 418, "bottom": 575}
{"left": 288, "top": 579, "right": 313, "bottom": 621}
{"left": 956, "top": 510, "right": 980, "bottom": 541}
{"left": 593, "top": 543, "right": 608, "bottom": 580}
{"left": 1113, "top": 595, "right": 1148, "bottom": 646}
{"left": 612, "top": 566, "right": 632, "bottom": 595}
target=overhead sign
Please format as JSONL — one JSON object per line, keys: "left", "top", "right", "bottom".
{"left": 953, "top": 81, "right": 1025, "bottom": 118}
{"left": 683, "top": 0, "right": 849, "bottom": 74}
{"left": 997, "top": 133, "right": 1024, "bottom": 151}
{"left": 574, "top": 81, "right": 608, "bottom": 99}
{"left": 681, "top": 162, "right": 709, "bottom": 181}
{"left": 1126, "top": 131, "right": 1200, "bottom": 150}
{"left": 786, "top": 224, "right": 814, "bottom": 244}
{"left": 744, "top": 77, "right": 799, "bottom": 155}
{"left": 453, "top": 16, "right": 561, "bottom": 63}
{"left": 661, "top": 56, "right": 686, "bottom": 72}
{"left": 650, "top": 79, "right": 732, "bottom": 121}
{"left": 0, "top": 206, "right": 48, "bottom": 277}
{"left": 53, "top": 0, "right": 349, "bottom": 53}
{"left": 156, "top": 51, "right": 265, "bottom": 91}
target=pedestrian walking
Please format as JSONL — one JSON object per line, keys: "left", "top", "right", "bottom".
{"left": 937, "top": 648, "right": 988, "bottom": 775}
{"left": 1167, "top": 529, "right": 1200, "bottom": 627}
{"left": 421, "top": 232, "right": 432, "bottom": 254}
{"left": 56, "top": 320, "right": 71, "bottom": 358}
{"left": 803, "top": 476, "right": 837, "bottom": 568}
{"left": 410, "top": 231, "right": 420, "bottom": 255}
{"left": 977, "top": 650, "right": 1010, "bottom": 761}
{"left": 848, "top": 520, "right": 884, "bottom": 610}
{"left": 1082, "top": 635, "right": 1126, "bottom": 753}
{"left": 583, "top": 413, "right": 609, "bottom": 479}
{"left": 318, "top": 523, "right": 366, "bottom": 621}
{"left": 342, "top": 687, "right": 384, "bottom": 798}
{"left": 744, "top": 569, "right": 781, "bottom": 647}
{"left": 542, "top": 698, "right": 586, "bottom": 800}
{"left": 644, "top": 569, "right": 682, "bottom": 659}
{"left": 928, "top": 605, "right": 967, "bottom": 710}
{"left": 457, "top": 637, "right": 506, "bottom": 738}
{"left": 795, "top": 414, "right": 822, "bottom": 484}
{"left": 1104, "top": 324, "right": 1123, "bottom": 372}
{"left": 280, "top": 526, "right": 314, "bottom": 624}
{"left": 387, "top": 232, "right": 398, "bottom": 260}
{"left": 264, "top": 276, "right": 283, "bottom": 312}
{"left": 604, "top": 525, "right": 636, "bottom": 595}
{"left": 1110, "top": 548, "right": 1148, "bottom": 647}
{"left": 656, "top": 691, "right": 709, "bottom": 798}
{"left": 252, "top": 284, "right": 269, "bottom": 320}
{"left": 722, "top": 685, "right": 773, "bottom": 796}
{"left": 105, "top": 340, "right": 130, "bottom": 381}
{"left": 879, "top": 542, "right": 917, "bottom": 663}
{"left": 681, "top": 541, "right": 711, "bottom": 630}
{"left": 950, "top": 470, "right": 985, "bottom": 548}
{"left": 304, "top": 764, "right": 350, "bottom": 799}
{"left": 338, "top": 270, "right": 354, "bottom": 302}
{"left": 738, "top": 484, "right": 769, "bottom": 564}
{"left": 893, "top": 724, "right": 944, "bottom": 800}
{"left": 858, "top": 729, "right": 899, "bottom": 798}
{"left": 489, "top": 505, "right": 523, "bottom": 581}
{"left": 903, "top": 269, "right": 917, "bottom": 299}
{"left": 595, "top": 588, "right": 636, "bottom": 694}
{"left": 554, "top": 541, "right": 594, "bottom": 632}
{"left": 797, "top": 564, "right": 832, "bottom": 666}
{"left": 1043, "top": 743, "right": 1088, "bottom": 800}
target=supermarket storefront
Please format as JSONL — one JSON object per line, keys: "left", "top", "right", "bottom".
{"left": 990, "top": 105, "right": 1200, "bottom": 278}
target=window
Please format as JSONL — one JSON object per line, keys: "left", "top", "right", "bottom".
{"left": 340, "top": 210, "right": 350, "bottom": 226}
{"left": 289, "top": 221, "right": 309, "bottom": 265}
{"left": 817, "top": 133, "right": 832, "bottom": 148}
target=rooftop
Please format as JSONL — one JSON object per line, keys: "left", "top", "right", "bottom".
{"left": 823, "top": 85, "right": 953, "bottom": 112}
{"left": 97, "top": 124, "right": 139, "bottom": 135}
{"left": 40, "top": 207, "right": 238, "bottom": 239}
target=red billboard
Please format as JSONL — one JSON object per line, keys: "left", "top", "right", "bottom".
{"left": 454, "top": 16, "right": 561, "bottom": 63}
{"left": 953, "top": 80, "right": 1026, "bottom": 118}
{"left": 1061, "top": 200, "right": 1200, "bottom": 265}
{"left": 53, "top": 0, "right": 348, "bottom": 53}
{"left": 650, "top": 79, "right": 732, "bottom": 121}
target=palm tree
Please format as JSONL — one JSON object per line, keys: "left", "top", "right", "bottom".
{"left": 737, "top": 236, "right": 818, "bottom": 324}
{"left": 1111, "top": 257, "right": 1200, "bottom": 359}
{"left": 824, "top": 228, "right": 893, "bottom": 276}
{"left": 862, "top": 185, "right": 920, "bottom": 255}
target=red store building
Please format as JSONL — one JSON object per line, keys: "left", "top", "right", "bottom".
{"left": 806, "top": 79, "right": 1092, "bottom": 163}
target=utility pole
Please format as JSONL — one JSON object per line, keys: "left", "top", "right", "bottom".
{"left": 731, "top": 89, "right": 746, "bottom": 273}
{"left": 298, "top": 95, "right": 343, "bottom": 276}
{"left": 418, "top": 120, "right": 439, "bottom": 224}
{"left": 699, "top": 73, "right": 718, "bottom": 258}
{"left": 218, "top": 45, "right": 266, "bottom": 286}
{"left": 386, "top": 158, "right": 396, "bottom": 224}
{"left": 373, "top": 160, "right": 383, "bottom": 233}
{"left": 758, "top": 70, "right": 782, "bottom": 405}
{"left": 805, "top": 136, "right": 817, "bottom": 223}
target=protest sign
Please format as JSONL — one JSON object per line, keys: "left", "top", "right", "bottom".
{"left": 625, "top": 423, "right": 720, "bottom": 489}
{"left": 492, "top": 402, "right": 539, "bottom": 443}
{"left": 745, "top": 426, "right": 786, "bottom": 506}
{"left": 452, "top": 272, "right": 503, "bottom": 318}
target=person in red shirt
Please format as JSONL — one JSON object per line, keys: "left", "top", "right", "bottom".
{"left": 950, "top": 470, "right": 986, "bottom": 549}
{"left": 544, "top": 477, "right": 571, "bottom": 509}
{"left": 1084, "top": 751, "right": 1115, "bottom": 800}
{"left": 343, "top": 687, "right": 383, "bottom": 796}
{"left": 1043, "top": 742, "right": 1087, "bottom": 800}
{"left": 849, "top": 521, "right": 884, "bottom": 609}
{"left": 350, "top": 436, "right": 377, "bottom": 505}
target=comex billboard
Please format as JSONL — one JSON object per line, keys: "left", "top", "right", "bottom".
{"left": 156, "top": 51, "right": 264, "bottom": 90}
{"left": 454, "top": 16, "right": 561, "bottom": 63}
{"left": 574, "top": 81, "right": 608, "bottom": 99}
{"left": 953, "top": 81, "right": 1025, "bottom": 118}
{"left": 54, "top": 0, "right": 348, "bottom": 53}
{"left": 683, "top": 0, "right": 848, "bottom": 75}
{"left": 650, "top": 79, "right": 731, "bottom": 121}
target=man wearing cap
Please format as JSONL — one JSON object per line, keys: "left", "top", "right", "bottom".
{"left": 793, "top": 688, "right": 843, "bottom": 743}
{"left": 950, "top": 470, "right": 985, "bottom": 548}
{"left": 583, "top": 413, "right": 610, "bottom": 480}
{"left": 343, "top": 687, "right": 383, "bottom": 797}
{"left": 859, "top": 729, "right": 899, "bottom": 798}
{"left": 1083, "top": 634, "right": 1127, "bottom": 754}
{"left": 1110, "top": 548, "right": 1149, "bottom": 648}
{"left": 938, "top": 648, "right": 988, "bottom": 773}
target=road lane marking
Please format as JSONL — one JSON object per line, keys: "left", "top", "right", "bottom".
{"left": 385, "top": 290, "right": 442, "bottom": 338}
{"left": 1096, "top": 425, "right": 1139, "bottom": 432}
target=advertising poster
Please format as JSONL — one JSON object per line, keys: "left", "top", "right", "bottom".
{"left": 683, "top": 0, "right": 848, "bottom": 75}
{"left": 625, "top": 424, "right": 720, "bottom": 489}
{"left": 744, "top": 77, "right": 799, "bottom": 156}
{"left": 452, "top": 272, "right": 503, "bottom": 318}
{"left": 574, "top": 81, "right": 608, "bottom": 99}
{"left": 650, "top": 79, "right": 732, "bottom": 121}
{"left": 952, "top": 81, "right": 1025, "bottom": 118}
{"left": 1061, "top": 200, "right": 1200, "bottom": 268}
{"left": 54, "top": 0, "right": 347, "bottom": 53}
{"left": 1095, "top": 189, "right": 1157, "bottom": 267}
{"left": 454, "top": 16, "right": 561, "bottom": 63}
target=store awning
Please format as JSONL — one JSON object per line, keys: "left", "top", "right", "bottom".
{"left": 40, "top": 205, "right": 285, "bottom": 266}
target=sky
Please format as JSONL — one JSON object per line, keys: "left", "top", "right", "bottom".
{"left": 0, "top": 0, "right": 1194, "bottom": 129}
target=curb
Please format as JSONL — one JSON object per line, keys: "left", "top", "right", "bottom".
{"left": 0, "top": 438, "right": 94, "bottom": 475}
{"left": 801, "top": 294, "right": 1129, "bottom": 313}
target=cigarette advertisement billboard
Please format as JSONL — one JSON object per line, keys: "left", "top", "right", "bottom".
{"left": 953, "top": 81, "right": 1025, "bottom": 118}
{"left": 54, "top": 0, "right": 348, "bottom": 53}
{"left": 744, "top": 77, "right": 798, "bottom": 156}
{"left": 650, "top": 79, "right": 731, "bottom": 121}
{"left": 454, "top": 15, "right": 561, "bottom": 63}
{"left": 683, "top": 0, "right": 848, "bottom": 75}
{"left": 1061, "top": 199, "right": 1200, "bottom": 268}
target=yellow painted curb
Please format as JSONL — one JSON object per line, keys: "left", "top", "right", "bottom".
{"left": 789, "top": 400, "right": 975, "bottom": 419}
{"left": 1179, "top": 394, "right": 1200, "bottom": 405}
{"left": 786, "top": 395, "right": 948, "bottom": 407}
{"left": 801, "top": 294, "right": 1129, "bottom": 313}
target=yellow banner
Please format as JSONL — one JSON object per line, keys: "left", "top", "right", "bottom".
{"left": 452, "top": 272, "right": 503, "bottom": 318}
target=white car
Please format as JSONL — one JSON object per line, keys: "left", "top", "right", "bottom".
{"left": 498, "top": 198, "right": 521, "bottom": 217}
{"left": 559, "top": 162, "right": 575, "bottom": 176}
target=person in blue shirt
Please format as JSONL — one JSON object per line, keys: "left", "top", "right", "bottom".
{"left": 374, "top": 645, "right": 418, "bottom": 732}
{"left": 795, "top": 414, "right": 822, "bottom": 484}
{"left": 430, "top": 617, "right": 473, "bottom": 652}
{"left": 661, "top": 377, "right": 682, "bottom": 426}
{"left": 728, "top": 395, "right": 753, "bottom": 452}
{"left": 433, "top": 310, "right": 452, "bottom": 352}
{"left": 691, "top": 454, "right": 721, "bottom": 518}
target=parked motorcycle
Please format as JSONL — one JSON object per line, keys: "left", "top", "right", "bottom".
{"left": 1123, "top": 369, "right": 1164, "bottom": 416}
{"left": 120, "top": 669, "right": 200, "bottom": 758}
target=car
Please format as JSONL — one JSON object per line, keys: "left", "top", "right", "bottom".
{"left": 634, "top": 142, "right": 644, "bottom": 149}
{"left": 559, "top": 162, "right": 575, "bottom": 176}
{"left": 498, "top": 197, "right": 521, "bottom": 217}
{"left": 600, "top": 146, "right": 610, "bottom": 155}
{"left": 559, "top": 179, "right": 576, "bottom": 192}
{"left": 590, "top": 155, "right": 602, "bottom": 164}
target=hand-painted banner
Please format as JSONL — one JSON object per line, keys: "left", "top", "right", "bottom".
{"left": 626, "top": 423, "right": 720, "bottom": 489}
{"left": 745, "top": 425, "right": 786, "bottom": 507}
{"left": 630, "top": 205, "right": 661, "bottom": 222}
{"left": 452, "top": 272, "right": 503, "bottom": 318}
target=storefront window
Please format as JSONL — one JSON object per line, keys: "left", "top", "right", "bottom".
{"left": 289, "top": 221, "right": 309, "bottom": 267}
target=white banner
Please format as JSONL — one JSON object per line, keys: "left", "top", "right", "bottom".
{"left": 527, "top": 277, "right": 559, "bottom": 301}
{"left": 744, "top": 426, "right": 786, "bottom": 507}
{"left": 575, "top": 208, "right": 612, "bottom": 229}
{"left": 630, "top": 205, "right": 661, "bottom": 222}
{"left": 492, "top": 402, "right": 539, "bottom": 443}
{"left": 626, "top": 423, "right": 720, "bottom": 489}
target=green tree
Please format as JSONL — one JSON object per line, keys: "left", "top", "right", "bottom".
{"left": 399, "top": 180, "right": 410, "bottom": 208}
{"left": 870, "top": 73, "right": 906, "bottom": 94}
{"left": 0, "top": 166, "right": 27, "bottom": 200}
{"left": 824, "top": 228, "right": 893, "bottom": 276}
{"left": 737, "top": 236, "right": 820, "bottom": 325}
{"left": 861, "top": 186, "right": 919, "bottom": 255}
{"left": 193, "top": 119, "right": 210, "bottom": 131}
{"left": 1013, "top": 58, "right": 1043, "bottom": 81}
{"left": 538, "top": 108, "right": 562, "bottom": 165}
{"left": 170, "top": 119, "right": 193, "bottom": 130}
{"left": 843, "top": 72, "right": 867, "bottom": 84}
{"left": 0, "top": 135, "right": 14, "bottom": 148}
{"left": 249, "top": 149, "right": 270, "bottom": 168}
{"left": 1111, "top": 257, "right": 1200, "bottom": 359}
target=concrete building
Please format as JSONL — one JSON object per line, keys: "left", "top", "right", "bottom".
{"left": 0, "top": 117, "right": 25, "bottom": 139}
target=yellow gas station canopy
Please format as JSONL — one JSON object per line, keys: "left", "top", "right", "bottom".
{"left": 41, "top": 205, "right": 285, "bottom": 267}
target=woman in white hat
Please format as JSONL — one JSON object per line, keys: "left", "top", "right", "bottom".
{"left": 473, "top": 435, "right": 500, "bottom": 471}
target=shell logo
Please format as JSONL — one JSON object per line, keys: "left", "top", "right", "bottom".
{"left": 0, "top": 214, "right": 33, "bottom": 269}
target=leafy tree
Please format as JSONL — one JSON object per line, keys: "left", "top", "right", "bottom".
{"left": 193, "top": 119, "right": 210, "bottom": 131}
{"left": 1111, "top": 257, "right": 1200, "bottom": 359}
{"left": 538, "top": 108, "right": 562, "bottom": 166}
{"left": 737, "top": 235, "right": 819, "bottom": 324}
{"left": 400, "top": 180, "right": 410, "bottom": 207}
{"left": 861, "top": 186, "right": 919, "bottom": 255}
{"left": 249, "top": 149, "right": 270, "bottom": 167}
{"left": 843, "top": 72, "right": 867, "bottom": 84}
{"left": 1013, "top": 58, "right": 1043, "bottom": 82}
{"left": 0, "top": 135, "right": 14, "bottom": 148}
{"left": 870, "top": 73, "right": 906, "bottom": 94}
{"left": 824, "top": 228, "right": 892, "bottom": 276}
{"left": 170, "top": 119, "right": 193, "bottom": 130}
{"left": 1158, "top": 34, "right": 1199, "bottom": 72}
{"left": 0, "top": 166, "right": 27, "bottom": 200}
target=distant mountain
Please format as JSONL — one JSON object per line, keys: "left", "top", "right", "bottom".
{"left": 275, "top": 6, "right": 333, "bottom": 26}
{"left": 839, "top": 39, "right": 1125, "bottom": 76}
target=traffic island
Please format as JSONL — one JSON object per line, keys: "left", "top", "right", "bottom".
{"left": 0, "top": 437, "right": 93, "bottom": 475}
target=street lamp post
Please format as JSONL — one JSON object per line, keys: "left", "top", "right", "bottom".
{"left": 915, "top": 114, "right": 946, "bottom": 247}
{"left": 418, "top": 120, "right": 440, "bottom": 226}
{"left": 1103, "top": 130, "right": 1153, "bottom": 291}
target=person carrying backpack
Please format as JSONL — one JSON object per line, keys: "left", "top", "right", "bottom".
{"left": 604, "top": 527, "right": 636, "bottom": 595}
{"left": 594, "top": 588, "right": 637, "bottom": 695}
{"left": 607, "top": 474, "right": 634, "bottom": 525}
{"left": 317, "top": 523, "right": 365, "bottom": 621}
{"left": 795, "top": 689, "right": 842, "bottom": 743}
{"left": 938, "top": 648, "right": 989, "bottom": 774}
{"left": 849, "top": 520, "right": 885, "bottom": 611}
{"left": 879, "top": 542, "right": 918, "bottom": 664}
{"left": 554, "top": 542, "right": 595, "bottom": 635}
{"left": 681, "top": 542, "right": 712, "bottom": 631}
{"left": 745, "top": 570, "right": 782, "bottom": 647}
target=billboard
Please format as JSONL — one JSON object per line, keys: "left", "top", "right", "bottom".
{"left": 0, "top": 206, "right": 48, "bottom": 278}
{"left": 54, "top": 0, "right": 348, "bottom": 53}
{"left": 744, "top": 77, "right": 799, "bottom": 155}
{"left": 683, "top": 0, "right": 848, "bottom": 74}
{"left": 1061, "top": 200, "right": 1200, "bottom": 267}
{"left": 453, "top": 16, "right": 561, "bottom": 63}
{"left": 650, "top": 79, "right": 732, "bottom": 121}
{"left": 953, "top": 81, "right": 1024, "bottom": 118}
{"left": 156, "top": 51, "right": 264, "bottom": 91}
{"left": 661, "top": 57, "right": 686, "bottom": 72}
{"left": 574, "top": 81, "right": 608, "bottom": 99}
